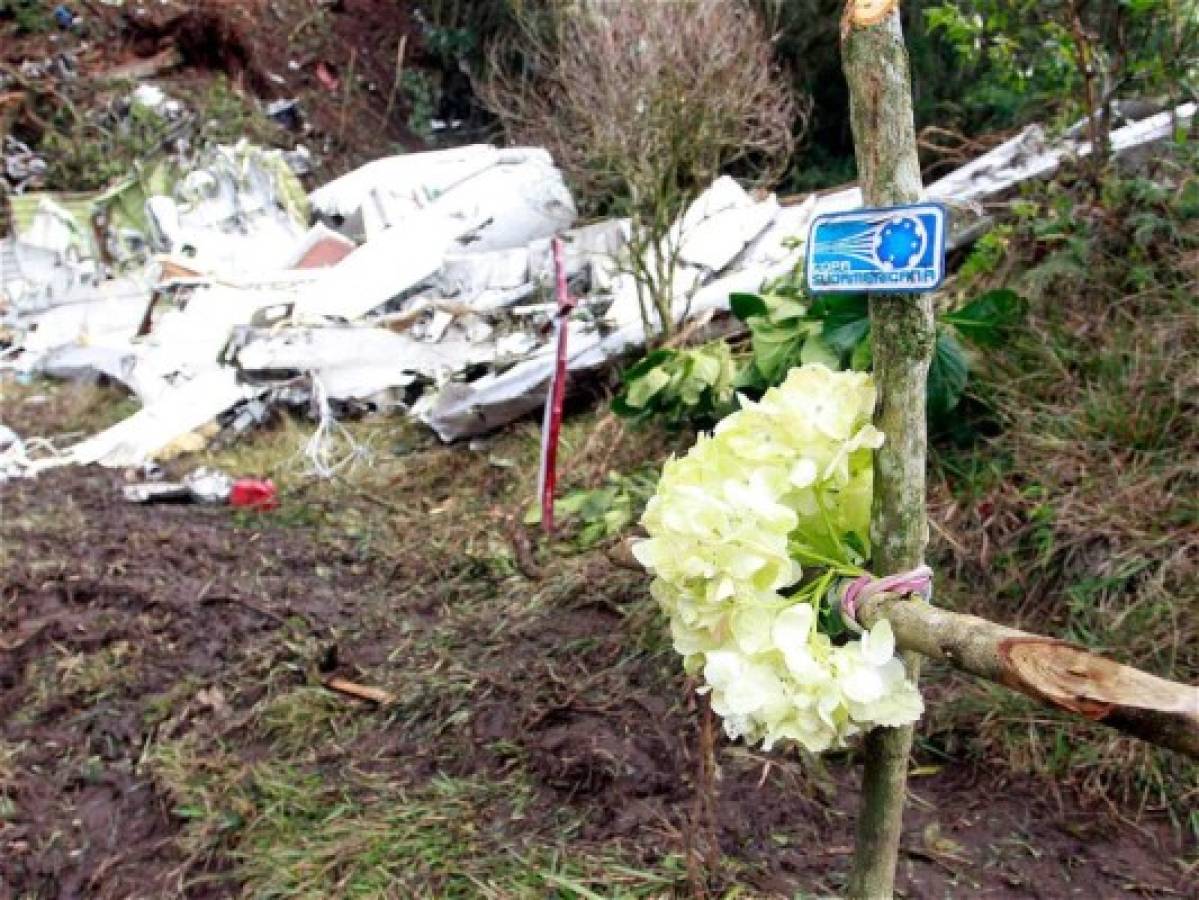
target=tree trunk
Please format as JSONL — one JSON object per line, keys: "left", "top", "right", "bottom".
{"left": 857, "top": 596, "right": 1199, "bottom": 759}
{"left": 841, "top": 3, "right": 931, "bottom": 898}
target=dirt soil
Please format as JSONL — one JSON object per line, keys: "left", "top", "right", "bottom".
{"left": 1, "top": 0, "right": 456, "bottom": 187}
{"left": 0, "top": 388, "right": 1190, "bottom": 899}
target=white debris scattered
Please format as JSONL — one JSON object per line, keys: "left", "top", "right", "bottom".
{"left": 231, "top": 324, "right": 503, "bottom": 401}
{"left": 151, "top": 142, "right": 310, "bottom": 276}
{"left": 0, "top": 424, "right": 26, "bottom": 481}
{"left": 292, "top": 208, "right": 463, "bottom": 321}
{"left": 61, "top": 368, "right": 259, "bottom": 469}
{"left": 3, "top": 102, "right": 1190, "bottom": 468}
{"left": 123, "top": 466, "right": 234, "bottom": 504}
{"left": 0, "top": 423, "right": 64, "bottom": 481}
{"left": 2, "top": 136, "right": 48, "bottom": 193}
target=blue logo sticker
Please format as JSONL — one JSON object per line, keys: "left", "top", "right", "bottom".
{"left": 806, "top": 203, "right": 947, "bottom": 294}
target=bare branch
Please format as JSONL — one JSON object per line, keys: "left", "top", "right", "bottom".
{"left": 858, "top": 596, "right": 1199, "bottom": 759}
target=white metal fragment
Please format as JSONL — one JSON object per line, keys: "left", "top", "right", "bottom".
{"left": 61, "top": 368, "right": 259, "bottom": 469}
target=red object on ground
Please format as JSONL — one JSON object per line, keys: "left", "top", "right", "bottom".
{"left": 537, "top": 237, "right": 575, "bottom": 535}
{"left": 315, "top": 61, "right": 340, "bottom": 92}
{"left": 229, "top": 479, "right": 279, "bottom": 511}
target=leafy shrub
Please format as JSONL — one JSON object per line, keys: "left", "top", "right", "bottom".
{"left": 612, "top": 344, "right": 738, "bottom": 429}
{"left": 526, "top": 468, "right": 659, "bottom": 549}
{"left": 728, "top": 283, "right": 1025, "bottom": 420}
{"left": 613, "top": 279, "right": 1024, "bottom": 432}
{"left": 927, "top": 0, "right": 1199, "bottom": 140}
{"left": 0, "top": 0, "right": 51, "bottom": 34}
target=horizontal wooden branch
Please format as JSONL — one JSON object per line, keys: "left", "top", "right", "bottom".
{"left": 858, "top": 596, "right": 1199, "bottom": 759}
{"left": 610, "top": 539, "right": 1198, "bottom": 756}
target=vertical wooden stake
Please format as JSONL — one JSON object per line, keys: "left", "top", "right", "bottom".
{"left": 537, "top": 238, "right": 574, "bottom": 535}
{"left": 841, "top": 2, "right": 933, "bottom": 897}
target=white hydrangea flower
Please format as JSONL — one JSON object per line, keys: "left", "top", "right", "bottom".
{"left": 636, "top": 364, "right": 924, "bottom": 753}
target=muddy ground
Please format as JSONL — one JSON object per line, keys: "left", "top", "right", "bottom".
{"left": 0, "top": 385, "right": 1191, "bottom": 899}
{"left": 2, "top": 0, "right": 468, "bottom": 191}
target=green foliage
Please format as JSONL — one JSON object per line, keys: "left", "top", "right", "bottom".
{"left": 729, "top": 288, "right": 851, "bottom": 390}
{"left": 1013, "top": 143, "right": 1198, "bottom": 301}
{"left": 402, "top": 70, "right": 438, "bottom": 139}
{"left": 766, "top": 0, "right": 1197, "bottom": 188}
{"left": 955, "top": 225, "right": 1013, "bottom": 283}
{"left": 727, "top": 280, "right": 1025, "bottom": 422}
{"left": 940, "top": 289, "right": 1027, "bottom": 348}
{"left": 927, "top": 330, "right": 970, "bottom": 418}
{"left": 925, "top": 1, "right": 1079, "bottom": 126}
{"left": 529, "top": 468, "right": 660, "bottom": 549}
{"left": 417, "top": 0, "right": 515, "bottom": 56}
{"left": 421, "top": 23, "right": 479, "bottom": 66}
{"left": 811, "top": 294, "right": 871, "bottom": 357}
{"left": 614, "top": 221, "right": 1029, "bottom": 430}
{"left": 33, "top": 76, "right": 284, "bottom": 193}
{"left": 0, "top": 0, "right": 51, "bottom": 34}
{"left": 187, "top": 76, "right": 286, "bottom": 148}
{"left": 36, "top": 89, "right": 186, "bottom": 192}
{"left": 928, "top": 149, "right": 1198, "bottom": 819}
{"left": 612, "top": 343, "right": 738, "bottom": 428}
{"left": 927, "top": 0, "right": 1199, "bottom": 131}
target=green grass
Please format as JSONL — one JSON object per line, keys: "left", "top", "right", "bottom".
{"left": 252, "top": 687, "right": 362, "bottom": 757}
{"left": 144, "top": 739, "right": 688, "bottom": 897}
{"left": 233, "top": 772, "right": 685, "bottom": 898}
{"left": 925, "top": 155, "right": 1199, "bottom": 830}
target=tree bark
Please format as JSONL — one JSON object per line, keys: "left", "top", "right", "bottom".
{"left": 858, "top": 596, "right": 1199, "bottom": 758}
{"left": 841, "top": 3, "right": 931, "bottom": 898}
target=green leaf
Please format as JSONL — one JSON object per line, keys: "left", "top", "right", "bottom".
{"left": 765, "top": 295, "right": 809, "bottom": 323}
{"left": 556, "top": 489, "right": 602, "bottom": 517}
{"left": 820, "top": 598, "right": 849, "bottom": 640}
{"left": 623, "top": 366, "right": 671, "bottom": 408}
{"left": 729, "top": 292, "right": 768, "bottom": 321}
{"left": 941, "top": 289, "right": 1026, "bottom": 347}
{"left": 610, "top": 395, "right": 646, "bottom": 420}
{"left": 850, "top": 336, "right": 873, "bottom": 372}
{"left": 812, "top": 294, "right": 870, "bottom": 356}
{"left": 733, "top": 360, "right": 769, "bottom": 393}
{"left": 620, "top": 349, "right": 675, "bottom": 384}
{"left": 689, "top": 351, "right": 722, "bottom": 387}
{"left": 1177, "top": 180, "right": 1199, "bottom": 219}
{"left": 750, "top": 320, "right": 808, "bottom": 384}
{"left": 612, "top": 343, "right": 739, "bottom": 427}
{"left": 799, "top": 333, "right": 840, "bottom": 369}
{"left": 927, "top": 329, "right": 969, "bottom": 419}
{"left": 824, "top": 316, "right": 871, "bottom": 356}
{"left": 810, "top": 293, "right": 868, "bottom": 328}
{"left": 545, "top": 469, "right": 659, "bottom": 549}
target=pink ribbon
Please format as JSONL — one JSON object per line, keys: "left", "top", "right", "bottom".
{"left": 841, "top": 564, "right": 933, "bottom": 629}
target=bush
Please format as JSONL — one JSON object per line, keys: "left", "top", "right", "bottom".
{"left": 480, "top": 0, "right": 801, "bottom": 338}
{"left": 926, "top": 0, "right": 1199, "bottom": 140}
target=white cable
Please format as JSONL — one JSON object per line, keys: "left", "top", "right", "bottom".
{"left": 299, "top": 373, "right": 370, "bottom": 479}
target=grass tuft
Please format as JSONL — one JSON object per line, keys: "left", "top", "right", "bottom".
{"left": 928, "top": 153, "right": 1198, "bottom": 829}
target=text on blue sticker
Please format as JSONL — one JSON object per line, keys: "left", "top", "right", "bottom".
{"left": 806, "top": 203, "right": 947, "bottom": 294}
